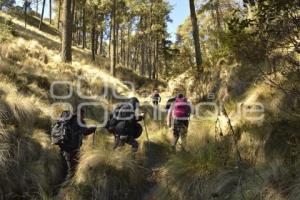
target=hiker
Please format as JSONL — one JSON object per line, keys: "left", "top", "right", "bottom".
{"left": 151, "top": 89, "right": 161, "bottom": 106}
{"left": 167, "top": 93, "right": 191, "bottom": 151}
{"left": 51, "top": 109, "right": 96, "bottom": 179}
{"left": 105, "top": 97, "right": 144, "bottom": 153}
{"left": 165, "top": 96, "right": 176, "bottom": 112}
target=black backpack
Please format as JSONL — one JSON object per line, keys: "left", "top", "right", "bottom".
{"left": 51, "top": 111, "right": 74, "bottom": 145}
{"left": 104, "top": 104, "right": 123, "bottom": 132}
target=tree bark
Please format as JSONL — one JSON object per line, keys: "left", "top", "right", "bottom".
{"left": 110, "top": 0, "right": 117, "bottom": 76}
{"left": 189, "top": 0, "right": 203, "bottom": 76}
{"left": 91, "top": 6, "right": 96, "bottom": 61}
{"left": 39, "top": 0, "right": 46, "bottom": 30}
{"left": 71, "top": 0, "right": 76, "bottom": 23}
{"left": 126, "top": 23, "right": 131, "bottom": 68}
{"left": 24, "top": 1, "right": 29, "bottom": 28}
{"left": 36, "top": 0, "right": 39, "bottom": 17}
{"left": 116, "top": 25, "right": 119, "bottom": 64}
{"left": 49, "top": 0, "right": 52, "bottom": 24}
{"left": 57, "top": 0, "right": 62, "bottom": 29}
{"left": 61, "top": 0, "right": 73, "bottom": 62}
{"left": 82, "top": 5, "right": 86, "bottom": 49}
{"left": 140, "top": 17, "right": 146, "bottom": 76}
{"left": 99, "top": 28, "right": 104, "bottom": 55}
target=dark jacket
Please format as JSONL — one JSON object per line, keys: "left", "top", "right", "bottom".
{"left": 165, "top": 97, "right": 176, "bottom": 112}
{"left": 61, "top": 114, "right": 96, "bottom": 152}
{"left": 106, "top": 97, "right": 143, "bottom": 137}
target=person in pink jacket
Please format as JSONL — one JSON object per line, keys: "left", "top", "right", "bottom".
{"left": 167, "top": 93, "right": 191, "bottom": 151}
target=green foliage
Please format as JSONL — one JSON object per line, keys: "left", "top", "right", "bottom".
{"left": 223, "top": 0, "right": 299, "bottom": 64}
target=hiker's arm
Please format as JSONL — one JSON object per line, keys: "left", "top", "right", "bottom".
{"left": 83, "top": 126, "right": 97, "bottom": 136}
{"left": 166, "top": 106, "right": 173, "bottom": 127}
{"left": 136, "top": 112, "right": 145, "bottom": 121}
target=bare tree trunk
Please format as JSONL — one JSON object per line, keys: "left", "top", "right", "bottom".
{"left": 189, "top": 0, "right": 203, "bottom": 76}
{"left": 82, "top": 5, "right": 86, "bottom": 49}
{"left": 24, "top": 1, "right": 29, "bottom": 28}
{"left": 140, "top": 17, "right": 146, "bottom": 76}
{"left": 116, "top": 25, "right": 119, "bottom": 64}
{"left": 110, "top": 0, "right": 117, "bottom": 76}
{"left": 39, "top": 0, "right": 46, "bottom": 30}
{"left": 99, "top": 28, "right": 104, "bottom": 55}
{"left": 108, "top": 14, "right": 112, "bottom": 59}
{"left": 152, "top": 38, "right": 159, "bottom": 80}
{"left": 95, "top": 32, "right": 99, "bottom": 55}
{"left": 57, "top": 0, "right": 62, "bottom": 29}
{"left": 61, "top": 0, "right": 73, "bottom": 62}
{"left": 72, "top": 0, "right": 77, "bottom": 42}
{"left": 71, "top": 0, "right": 76, "bottom": 23}
{"left": 49, "top": 0, "right": 52, "bottom": 24}
{"left": 126, "top": 23, "right": 131, "bottom": 68}
{"left": 91, "top": 6, "right": 96, "bottom": 61}
{"left": 36, "top": 0, "right": 39, "bottom": 16}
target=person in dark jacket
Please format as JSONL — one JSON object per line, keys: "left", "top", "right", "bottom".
{"left": 60, "top": 109, "right": 96, "bottom": 179}
{"left": 106, "top": 97, "right": 144, "bottom": 152}
{"left": 151, "top": 89, "right": 161, "bottom": 106}
{"left": 165, "top": 96, "right": 176, "bottom": 112}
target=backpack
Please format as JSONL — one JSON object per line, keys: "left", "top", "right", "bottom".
{"left": 172, "top": 97, "right": 191, "bottom": 118}
{"left": 51, "top": 111, "right": 74, "bottom": 145}
{"left": 104, "top": 104, "right": 124, "bottom": 133}
{"left": 152, "top": 93, "right": 160, "bottom": 101}
{"left": 165, "top": 97, "right": 176, "bottom": 112}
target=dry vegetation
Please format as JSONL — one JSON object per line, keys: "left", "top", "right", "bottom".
{"left": 0, "top": 7, "right": 300, "bottom": 200}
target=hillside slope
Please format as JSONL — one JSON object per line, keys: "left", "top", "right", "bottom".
{"left": 0, "top": 11, "right": 161, "bottom": 199}
{"left": 1, "top": 9, "right": 300, "bottom": 200}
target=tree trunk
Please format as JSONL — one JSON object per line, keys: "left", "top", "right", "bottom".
{"left": 71, "top": 0, "right": 76, "bottom": 23}
{"left": 108, "top": 14, "right": 112, "bottom": 59}
{"left": 189, "top": 0, "right": 202, "bottom": 76}
{"left": 49, "top": 0, "right": 52, "bottom": 24}
{"left": 110, "top": 0, "right": 117, "bottom": 76}
{"left": 91, "top": 6, "right": 96, "bottom": 61}
{"left": 61, "top": 0, "right": 73, "bottom": 62}
{"left": 152, "top": 38, "right": 159, "bottom": 80}
{"left": 95, "top": 32, "right": 98, "bottom": 55}
{"left": 82, "top": 5, "right": 86, "bottom": 49}
{"left": 126, "top": 23, "right": 131, "bottom": 68}
{"left": 140, "top": 17, "right": 146, "bottom": 76}
{"left": 36, "top": 0, "right": 38, "bottom": 17}
{"left": 71, "top": 0, "right": 76, "bottom": 42}
{"left": 99, "top": 28, "right": 104, "bottom": 55}
{"left": 24, "top": 1, "right": 28, "bottom": 28}
{"left": 57, "top": 0, "right": 62, "bottom": 29}
{"left": 39, "top": 0, "right": 46, "bottom": 30}
{"left": 116, "top": 25, "right": 119, "bottom": 64}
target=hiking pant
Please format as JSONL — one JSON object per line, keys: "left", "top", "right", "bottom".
{"left": 172, "top": 119, "right": 189, "bottom": 148}
{"left": 61, "top": 149, "right": 79, "bottom": 179}
{"left": 114, "top": 135, "right": 139, "bottom": 152}
{"left": 152, "top": 100, "right": 159, "bottom": 106}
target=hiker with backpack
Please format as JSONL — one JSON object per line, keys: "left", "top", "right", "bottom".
{"left": 151, "top": 89, "right": 161, "bottom": 106}
{"left": 167, "top": 93, "right": 191, "bottom": 151}
{"left": 51, "top": 109, "right": 96, "bottom": 179}
{"left": 105, "top": 97, "right": 144, "bottom": 153}
{"left": 165, "top": 96, "right": 176, "bottom": 113}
